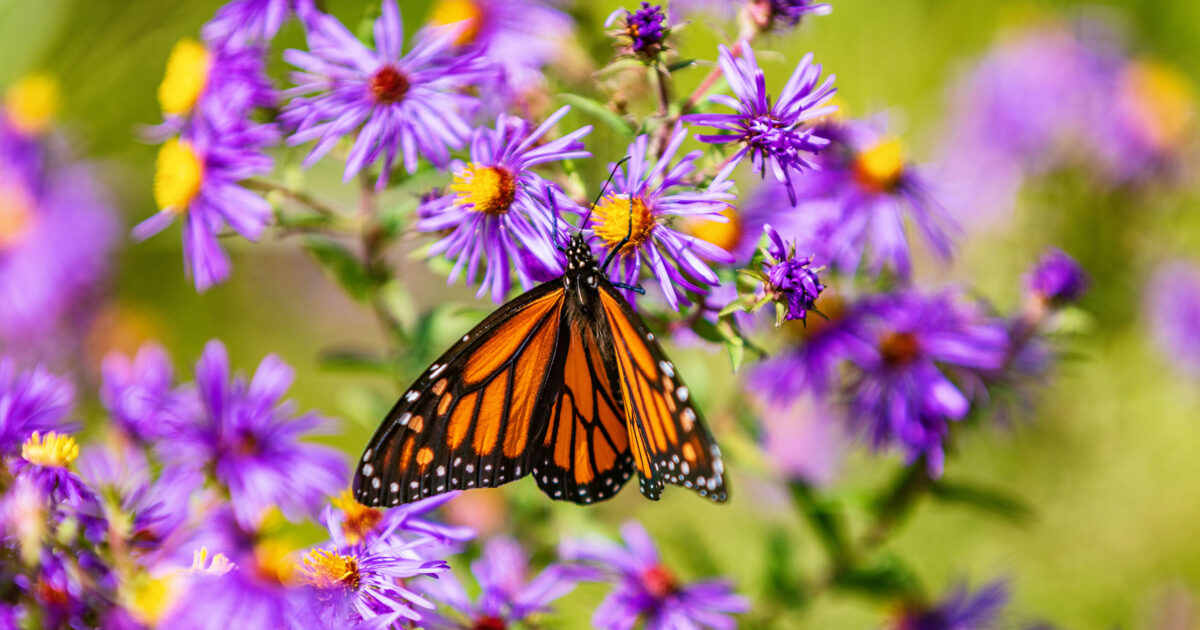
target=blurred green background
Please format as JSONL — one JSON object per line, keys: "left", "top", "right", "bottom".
{"left": 3, "top": 0, "right": 1200, "bottom": 627}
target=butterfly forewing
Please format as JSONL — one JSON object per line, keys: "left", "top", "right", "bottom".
{"left": 598, "top": 284, "right": 729, "bottom": 503}
{"left": 531, "top": 314, "right": 635, "bottom": 504}
{"left": 353, "top": 282, "right": 568, "bottom": 507}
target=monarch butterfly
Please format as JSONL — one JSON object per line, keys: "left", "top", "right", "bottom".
{"left": 353, "top": 173, "right": 728, "bottom": 507}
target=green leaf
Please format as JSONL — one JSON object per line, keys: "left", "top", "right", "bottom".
{"left": 689, "top": 317, "right": 726, "bottom": 344}
{"left": 931, "top": 479, "right": 1035, "bottom": 524}
{"left": 789, "top": 481, "right": 850, "bottom": 563}
{"left": 666, "top": 58, "right": 698, "bottom": 73}
{"left": 834, "top": 553, "right": 922, "bottom": 599}
{"left": 557, "top": 93, "right": 635, "bottom": 137}
{"left": 302, "top": 237, "right": 374, "bottom": 302}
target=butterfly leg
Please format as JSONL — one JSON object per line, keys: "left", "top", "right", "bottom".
{"left": 600, "top": 192, "right": 634, "bottom": 273}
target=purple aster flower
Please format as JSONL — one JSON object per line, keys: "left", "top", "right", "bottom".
{"left": 301, "top": 504, "right": 450, "bottom": 628}
{"left": 153, "top": 37, "right": 277, "bottom": 136}
{"left": 1102, "top": 58, "right": 1197, "bottom": 181}
{"left": 202, "top": 0, "right": 318, "bottom": 48}
{"left": 684, "top": 42, "right": 836, "bottom": 203}
{"left": 587, "top": 127, "right": 735, "bottom": 310}
{"left": 1147, "top": 261, "right": 1200, "bottom": 378}
{"left": 416, "top": 106, "right": 591, "bottom": 303}
{"left": 1025, "top": 248, "right": 1090, "bottom": 307}
{"left": 760, "top": 224, "right": 823, "bottom": 324}
{"left": 791, "top": 120, "right": 955, "bottom": 279}
{"left": 842, "top": 290, "right": 1008, "bottom": 476}
{"left": 607, "top": 3, "right": 669, "bottom": 61}
{"left": 895, "top": 579, "right": 1008, "bottom": 630}
{"left": 746, "top": 0, "right": 832, "bottom": 31}
{"left": 325, "top": 490, "right": 474, "bottom": 548}
{"left": 417, "top": 536, "right": 597, "bottom": 629}
{"left": 0, "top": 135, "right": 118, "bottom": 356}
{"left": 100, "top": 342, "right": 197, "bottom": 444}
{"left": 164, "top": 340, "right": 347, "bottom": 527}
{"left": 10, "top": 431, "right": 96, "bottom": 508}
{"left": 425, "top": 0, "right": 575, "bottom": 107}
{"left": 562, "top": 521, "right": 749, "bottom": 630}
{"left": 0, "top": 358, "right": 73, "bottom": 455}
{"left": 133, "top": 114, "right": 275, "bottom": 292}
{"left": 282, "top": 0, "right": 487, "bottom": 186}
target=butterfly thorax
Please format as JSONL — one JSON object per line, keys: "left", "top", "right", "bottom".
{"left": 562, "top": 233, "right": 606, "bottom": 313}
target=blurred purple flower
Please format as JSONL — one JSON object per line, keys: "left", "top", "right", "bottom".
{"left": 1147, "top": 261, "right": 1200, "bottom": 378}
{"left": 563, "top": 521, "right": 749, "bottom": 630}
{"left": 10, "top": 431, "right": 96, "bottom": 508}
{"left": 100, "top": 342, "right": 196, "bottom": 444}
{"left": 793, "top": 120, "right": 955, "bottom": 279}
{"left": 607, "top": 3, "right": 670, "bottom": 61}
{"left": 761, "top": 224, "right": 824, "bottom": 323}
{"left": 416, "top": 106, "right": 590, "bottom": 303}
{"left": 0, "top": 358, "right": 73, "bottom": 455}
{"left": 282, "top": 0, "right": 486, "bottom": 186}
{"left": 418, "top": 536, "right": 596, "bottom": 628}
{"left": 427, "top": 0, "right": 575, "bottom": 106}
{"left": 842, "top": 290, "right": 1008, "bottom": 475}
{"left": 0, "top": 129, "right": 118, "bottom": 355}
{"left": 134, "top": 114, "right": 275, "bottom": 292}
{"left": 203, "top": 0, "right": 318, "bottom": 47}
{"left": 757, "top": 392, "right": 845, "bottom": 485}
{"left": 77, "top": 441, "right": 202, "bottom": 556}
{"left": 748, "top": 0, "right": 832, "bottom": 31}
{"left": 302, "top": 504, "right": 449, "bottom": 627}
{"left": 896, "top": 579, "right": 1008, "bottom": 630}
{"left": 744, "top": 288, "right": 859, "bottom": 403}
{"left": 153, "top": 38, "right": 277, "bottom": 136}
{"left": 684, "top": 42, "right": 836, "bottom": 203}
{"left": 1025, "top": 248, "right": 1089, "bottom": 306}
{"left": 589, "top": 127, "right": 735, "bottom": 310}
{"left": 165, "top": 543, "right": 326, "bottom": 630}
{"left": 164, "top": 340, "right": 347, "bottom": 527}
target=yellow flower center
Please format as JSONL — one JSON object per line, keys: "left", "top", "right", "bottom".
{"left": 1120, "top": 59, "right": 1195, "bottom": 152}
{"left": 680, "top": 206, "right": 741, "bottom": 253}
{"left": 331, "top": 489, "right": 383, "bottom": 545}
{"left": 121, "top": 572, "right": 181, "bottom": 625}
{"left": 591, "top": 193, "right": 656, "bottom": 255}
{"left": 4, "top": 74, "right": 59, "bottom": 135}
{"left": 253, "top": 540, "right": 298, "bottom": 585}
{"left": 301, "top": 549, "right": 361, "bottom": 592}
{"left": 21, "top": 431, "right": 79, "bottom": 468}
{"left": 852, "top": 138, "right": 905, "bottom": 193}
{"left": 154, "top": 138, "right": 205, "bottom": 212}
{"left": 429, "top": 0, "right": 486, "bottom": 46}
{"left": 158, "top": 38, "right": 212, "bottom": 116}
{"left": 451, "top": 164, "right": 517, "bottom": 215}
{"left": 0, "top": 180, "right": 36, "bottom": 250}
{"left": 189, "top": 547, "right": 235, "bottom": 576}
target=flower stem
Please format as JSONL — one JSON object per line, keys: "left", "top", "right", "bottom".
{"left": 358, "top": 173, "right": 408, "bottom": 351}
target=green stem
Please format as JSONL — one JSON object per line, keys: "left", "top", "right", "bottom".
{"left": 357, "top": 173, "right": 409, "bottom": 351}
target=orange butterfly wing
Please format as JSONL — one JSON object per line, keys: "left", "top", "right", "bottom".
{"left": 531, "top": 313, "right": 634, "bottom": 504}
{"left": 598, "top": 285, "right": 729, "bottom": 503}
{"left": 354, "top": 283, "right": 567, "bottom": 507}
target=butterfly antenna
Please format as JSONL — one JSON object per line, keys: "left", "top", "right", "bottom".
{"left": 545, "top": 186, "right": 565, "bottom": 251}
{"left": 581, "top": 156, "right": 631, "bottom": 231}
{"left": 600, "top": 191, "right": 634, "bottom": 274}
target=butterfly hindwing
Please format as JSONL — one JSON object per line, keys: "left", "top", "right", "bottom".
{"left": 353, "top": 282, "right": 568, "bottom": 507}
{"left": 532, "top": 313, "right": 635, "bottom": 504}
{"left": 598, "top": 283, "right": 729, "bottom": 503}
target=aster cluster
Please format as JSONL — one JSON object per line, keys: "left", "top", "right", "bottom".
{"left": 0, "top": 75, "right": 118, "bottom": 360}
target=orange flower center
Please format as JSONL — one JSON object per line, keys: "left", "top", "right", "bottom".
{"left": 591, "top": 193, "right": 656, "bottom": 255}
{"left": 370, "top": 66, "right": 410, "bottom": 104}
{"left": 640, "top": 564, "right": 678, "bottom": 599}
{"left": 879, "top": 331, "right": 920, "bottom": 366}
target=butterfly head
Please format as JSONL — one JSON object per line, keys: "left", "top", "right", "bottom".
{"left": 565, "top": 231, "right": 598, "bottom": 272}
